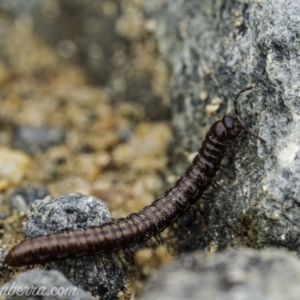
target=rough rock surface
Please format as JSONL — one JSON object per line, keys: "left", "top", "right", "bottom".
{"left": 140, "top": 249, "right": 300, "bottom": 300}
{"left": 24, "top": 193, "right": 110, "bottom": 237}
{"left": 0, "top": 248, "right": 10, "bottom": 280}
{"left": 22, "top": 193, "right": 132, "bottom": 299}
{"left": 148, "top": 0, "right": 300, "bottom": 252}
{"left": 0, "top": 269, "right": 93, "bottom": 300}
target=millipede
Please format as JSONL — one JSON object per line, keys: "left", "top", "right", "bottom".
{"left": 4, "top": 86, "right": 265, "bottom": 267}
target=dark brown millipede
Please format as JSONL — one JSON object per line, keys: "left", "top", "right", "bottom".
{"left": 4, "top": 86, "right": 265, "bottom": 267}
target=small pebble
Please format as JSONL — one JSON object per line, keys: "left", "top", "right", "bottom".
{"left": 24, "top": 193, "right": 110, "bottom": 237}
{"left": 0, "top": 248, "right": 9, "bottom": 270}
{"left": 117, "top": 126, "right": 133, "bottom": 143}
{"left": 198, "top": 91, "right": 208, "bottom": 101}
{"left": 205, "top": 97, "right": 223, "bottom": 114}
{"left": 8, "top": 185, "right": 50, "bottom": 214}
{"left": 13, "top": 125, "right": 66, "bottom": 154}
{"left": 0, "top": 147, "right": 31, "bottom": 186}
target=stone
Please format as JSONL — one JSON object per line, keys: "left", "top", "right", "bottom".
{"left": 8, "top": 185, "right": 50, "bottom": 214}
{"left": 24, "top": 193, "right": 110, "bottom": 237}
{"left": 140, "top": 249, "right": 300, "bottom": 300}
{"left": 147, "top": 0, "right": 300, "bottom": 252}
{"left": 0, "top": 147, "right": 31, "bottom": 187}
{"left": 0, "top": 248, "right": 11, "bottom": 280}
{"left": 13, "top": 125, "right": 66, "bottom": 155}
{"left": 22, "top": 193, "right": 132, "bottom": 299}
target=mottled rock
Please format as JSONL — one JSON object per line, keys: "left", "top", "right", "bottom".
{"left": 0, "top": 147, "right": 31, "bottom": 187}
{"left": 0, "top": 248, "right": 10, "bottom": 277}
{"left": 148, "top": 0, "right": 300, "bottom": 252}
{"left": 23, "top": 193, "right": 131, "bottom": 299}
{"left": 13, "top": 126, "right": 66, "bottom": 154}
{"left": 8, "top": 185, "right": 49, "bottom": 214}
{"left": 0, "top": 269, "right": 93, "bottom": 300}
{"left": 140, "top": 249, "right": 300, "bottom": 300}
{"left": 0, "top": 248, "right": 8, "bottom": 265}
{"left": 24, "top": 193, "right": 110, "bottom": 237}
{"left": 0, "top": 248, "right": 15, "bottom": 287}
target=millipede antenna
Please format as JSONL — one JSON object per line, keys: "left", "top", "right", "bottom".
{"left": 234, "top": 85, "right": 254, "bottom": 117}
{"left": 233, "top": 85, "right": 266, "bottom": 143}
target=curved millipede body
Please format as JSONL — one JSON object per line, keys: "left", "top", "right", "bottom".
{"left": 4, "top": 86, "right": 263, "bottom": 267}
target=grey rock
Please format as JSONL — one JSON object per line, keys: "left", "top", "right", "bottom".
{"left": 0, "top": 269, "right": 93, "bottom": 300}
{"left": 13, "top": 125, "right": 66, "bottom": 154}
{"left": 140, "top": 248, "right": 300, "bottom": 300}
{"left": 117, "top": 126, "right": 134, "bottom": 143}
{"left": 24, "top": 193, "right": 110, "bottom": 237}
{"left": 147, "top": 1, "right": 300, "bottom": 251}
{"left": 0, "top": 248, "right": 11, "bottom": 277}
{"left": 0, "top": 248, "right": 8, "bottom": 264}
{"left": 8, "top": 185, "right": 50, "bottom": 214}
{"left": 0, "top": 212, "right": 8, "bottom": 220}
{"left": 23, "top": 193, "right": 131, "bottom": 299}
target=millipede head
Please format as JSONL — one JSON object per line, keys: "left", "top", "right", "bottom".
{"left": 222, "top": 116, "right": 243, "bottom": 140}
{"left": 218, "top": 86, "right": 263, "bottom": 142}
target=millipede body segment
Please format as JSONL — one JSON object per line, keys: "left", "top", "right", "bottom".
{"left": 4, "top": 87, "right": 259, "bottom": 267}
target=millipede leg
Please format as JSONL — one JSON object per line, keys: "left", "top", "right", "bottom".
{"left": 221, "top": 163, "right": 238, "bottom": 172}
{"left": 117, "top": 252, "right": 128, "bottom": 270}
{"left": 235, "top": 156, "right": 244, "bottom": 160}
{"left": 153, "top": 234, "right": 162, "bottom": 245}
{"left": 212, "top": 180, "right": 226, "bottom": 193}
{"left": 3, "top": 87, "right": 259, "bottom": 268}
{"left": 219, "top": 166, "right": 235, "bottom": 180}
{"left": 99, "top": 256, "right": 108, "bottom": 275}
{"left": 81, "top": 258, "right": 88, "bottom": 283}
{"left": 203, "top": 192, "right": 217, "bottom": 197}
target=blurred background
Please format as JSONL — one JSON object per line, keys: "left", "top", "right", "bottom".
{"left": 0, "top": 0, "right": 173, "bottom": 266}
